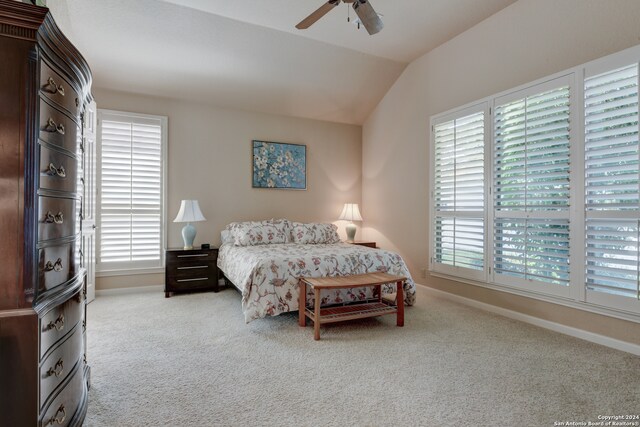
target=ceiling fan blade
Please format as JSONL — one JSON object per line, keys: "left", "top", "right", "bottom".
{"left": 296, "top": 0, "right": 341, "bottom": 30}
{"left": 352, "top": 0, "right": 383, "bottom": 35}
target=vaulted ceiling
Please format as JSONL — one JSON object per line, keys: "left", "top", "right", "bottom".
{"left": 51, "top": 0, "right": 515, "bottom": 125}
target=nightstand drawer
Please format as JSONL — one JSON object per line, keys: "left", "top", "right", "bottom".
{"left": 166, "top": 250, "right": 217, "bottom": 263}
{"left": 166, "top": 275, "right": 216, "bottom": 290}
{"left": 167, "top": 262, "right": 216, "bottom": 279}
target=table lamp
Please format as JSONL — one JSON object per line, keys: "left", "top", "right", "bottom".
{"left": 173, "top": 200, "right": 206, "bottom": 250}
{"left": 338, "top": 203, "right": 363, "bottom": 242}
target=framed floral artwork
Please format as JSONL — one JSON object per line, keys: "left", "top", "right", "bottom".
{"left": 252, "top": 140, "right": 306, "bottom": 190}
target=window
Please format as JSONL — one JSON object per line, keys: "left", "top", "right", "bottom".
{"left": 584, "top": 63, "right": 640, "bottom": 311}
{"left": 432, "top": 105, "right": 487, "bottom": 280}
{"left": 430, "top": 45, "right": 640, "bottom": 318}
{"left": 493, "top": 79, "right": 572, "bottom": 297}
{"left": 97, "top": 110, "right": 167, "bottom": 273}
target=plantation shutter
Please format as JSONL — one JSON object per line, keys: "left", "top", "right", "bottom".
{"left": 97, "top": 111, "right": 165, "bottom": 271}
{"left": 432, "top": 107, "right": 486, "bottom": 278}
{"left": 584, "top": 63, "right": 640, "bottom": 304}
{"left": 493, "top": 79, "right": 572, "bottom": 294}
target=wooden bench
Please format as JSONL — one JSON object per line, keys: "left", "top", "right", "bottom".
{"left": 298, "top": 272, "right": 406, "bottom": 340}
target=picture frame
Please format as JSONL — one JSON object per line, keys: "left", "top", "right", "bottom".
{"left": 252, "top": 140, "right": 307, "bottom": 190}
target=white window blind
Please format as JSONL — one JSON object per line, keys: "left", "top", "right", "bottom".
{"left": 493, "top": 81, "right": 571, "bottom": 292}
{"left": 97, "top": 111, "right": 166, "bottom": 272}
{"left": 430, "top": 46, "right": 640, "bottom": 317}
{"left": 584, "top": 63, "right": 640, "bottom": 304}
{"left": 432, "top": 108, "right": 485, "bottom": 278}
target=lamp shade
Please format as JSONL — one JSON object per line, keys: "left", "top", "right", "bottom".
{"left": 173, "top": 200, "right": 206, "bottom": 223}
{"left": 338, "top": 203, "right": 363, "bottom": 222}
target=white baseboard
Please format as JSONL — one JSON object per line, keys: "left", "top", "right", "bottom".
{"left": 418, "top": 284, "right": 640, "bottom": 356}
{"left": 95, "top": 285, "right": 163, "bottom": 297}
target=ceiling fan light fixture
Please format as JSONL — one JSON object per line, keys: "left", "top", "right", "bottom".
{"left": 351, "top": 0, "right": 384, "bottom": 35}
{"left": 351, "top": 13, "right": 383, "bottom": 29}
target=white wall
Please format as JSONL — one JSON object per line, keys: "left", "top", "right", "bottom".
{"left": 362, "top": 0, "right": 640, "bottom": 344}
{"left": 94, "top": 88, "right": 362, "bottom": 290}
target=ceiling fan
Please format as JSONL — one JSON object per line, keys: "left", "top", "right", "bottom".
{"left": 296, "top": 0, "right": 384, "bottom": 35}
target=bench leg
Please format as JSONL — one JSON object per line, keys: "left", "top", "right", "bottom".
{"left": 314, "top": 288, "right": 321, "bottom": 340}
{"left": 298, "top": 281, "right": 306, "bottom": 327}
{"left": 376, "top": 284, "right": 382, "bottom": 302}
{"left": 396, "top": 280, "right": 404, "bottom": 327}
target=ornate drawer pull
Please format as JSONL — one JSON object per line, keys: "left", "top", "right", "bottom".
{"left": 47, "top": 163, "right": 66, "bottom": 178}
{"left": 46, "top": 358, "right": 64, "bottom": 378}
{"left": 46, "top": 314, "right": 64, "bottom": 331}
{"left": 45, "top": 118, "right": 65, "bottom": 135}
{"left": 44, "top": 211, "right": 64, "bottom": 224}
{"left": 44, "top": 258, "right": 64, "bottom": 272}
{"left": 46, "top": 404, "right": 66, "bottom": 426}
{"left": 44, "top": 77, "right": 65, "bottom": 96}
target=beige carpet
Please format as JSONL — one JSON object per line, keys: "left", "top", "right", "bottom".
{"left": 83, "top": 286, "right": 639, "bottom": 427}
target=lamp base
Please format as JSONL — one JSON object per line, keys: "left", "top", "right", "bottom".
{"left": 182, "top": 223, "right": 196, "bottom": 250}
{"left": 345, "top": 223, "right": 357, "bottom": 242}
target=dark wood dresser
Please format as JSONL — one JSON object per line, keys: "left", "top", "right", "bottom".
{"left": 0, "top": 2, "right": 92, "bottom": 426}
{"left": 165, "top": 248, "right": 220, "bottom": 297}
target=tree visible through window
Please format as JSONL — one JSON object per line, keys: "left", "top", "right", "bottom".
{"left": 493, "top": 83, "right": 571, "bottom": 289}
{"left": 584, "top": 64, "right": 639, "bottom": 300}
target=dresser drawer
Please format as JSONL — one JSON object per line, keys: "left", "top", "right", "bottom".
{"left": 38, "top": 196, "right": 79, "bottom": 242}
{"left": 39, "top": 363, "right": 85, "bottom": 427}
{"left": 39, "top": 144, "right": 78, "bottom": 194}
{"left": 39, "top": 98, "right": 80, "bottom": 154}
{"left": 40, "top": 61, "right": 81, "bottom": 118}
{"left": 39, "top": 290, "right": 84, "bottom": 359}
{"left": 40, "top": 324, "right": 83, "bottom": 410}
{"left": 38, "top": 240, "right": 80, "bottom": 294}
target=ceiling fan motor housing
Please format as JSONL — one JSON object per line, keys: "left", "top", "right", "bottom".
{"left": 296, "top": 0, "right": 383, "bottom": 35}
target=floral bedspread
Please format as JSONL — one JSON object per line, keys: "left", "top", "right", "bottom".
{"left": 217, "top": 242, "right": 417, "bottom": 323}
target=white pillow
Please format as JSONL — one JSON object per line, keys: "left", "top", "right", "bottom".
{"left": 220, "top": 230, "right": 232, "bottom": 245}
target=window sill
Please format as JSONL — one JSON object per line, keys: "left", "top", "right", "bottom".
{"left": 96, "top": 267, "right": 165, "bottom": 278}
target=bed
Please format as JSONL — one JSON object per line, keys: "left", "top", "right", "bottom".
{"left": 217, "top": 220, "right": 416, "bottom": 323}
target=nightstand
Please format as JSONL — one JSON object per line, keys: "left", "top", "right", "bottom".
{"left": 350, "top": 241, "right": 377, "bottom": 248}
{"left": 165, "top": 247, "right": 219, "bottom": 298}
